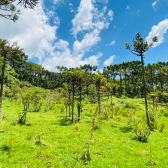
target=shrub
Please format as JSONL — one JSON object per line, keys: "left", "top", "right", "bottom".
{"left": 80, "top": 143, "right": 91, "bottom": 163}
{"left": 18, "top": 110, "right": 27, "bottom": 125}
{"left": 158, "top": 123, "right": 165, "bottom": 133}
{"left": 134, "top": 126, "right": 151, "bottom": 142}
{"left": 148, "top": 111, "right": 158, "bottom": 131}
{"left": 130, "top": 115, "right": 151, "bottom": 142}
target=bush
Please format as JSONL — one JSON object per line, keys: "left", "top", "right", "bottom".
{"left": 129, "top": 115, "right": 151, "bottom": 142}
{"left": 158, "top": 123, "right": 165, "bottom": 133}
{"left": 148, "top": 111, "right": 158, "bottom": 131}
{"left": 18, "top": 111, "right": 27, "bottom": 125}
{"left": 134, "top": 126, "right": 151, "bottom": 142}
{"left": 80, "top": 143, "right": 91, "bottom": 163}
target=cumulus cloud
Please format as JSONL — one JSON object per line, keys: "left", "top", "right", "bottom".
{"left": 0, "top": 2, "right": 58, "bottom": 62}
{"left": 0, "top": 0, "right": 113, "bottom": 71}
{"left": 71, "top": 0, "right": 113, "bottom": 37}
{"left": 109, "top": 40, "right": 115, "bottom": 46}
{"left": 152, "top": 0, "right": 159, "bottom": 10}
{"left": 146, "top": 19, "right": 168, "bottom": 47}
{"left": 72, "top": 0, "right": 113, "bottom": 55}
{"left": 71, "top": 0, "right": 95, "bottom": 37}
{"left": 73, "top": 29, "right": 101, "bottom": 54}
{"left": 103, "top": 55, "right": 115, "bottom": 66}
{"left": 42, "top": 47, "right": 103, "bottom": 71}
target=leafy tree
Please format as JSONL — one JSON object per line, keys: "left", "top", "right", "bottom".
{"left": 125, "top": 32, "right": 158, "bottom": 129}
{"left": 93, "top": 74, "right": 107, "bottom": 115}
{"left": 106, "top": 82, "right": 115, "bottom": 117}
{"left": 0, "top": 0, "right": 38, "bottom": 21}
{"left": 0, "top": 39, "right": 24, "bottom": 121}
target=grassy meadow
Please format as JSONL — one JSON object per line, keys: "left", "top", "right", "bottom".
{"left": 0, "top": 97, "right": 168, "bottom": 168}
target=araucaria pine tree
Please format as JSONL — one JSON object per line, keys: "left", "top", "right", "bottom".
{"left": 125, "top": 32, "right": 158, "bottom": 129}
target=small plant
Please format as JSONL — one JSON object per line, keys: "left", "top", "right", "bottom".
{"left": 26, "top": 132, "right": 33, "bottom": 140}
{"left": 80, "top": 142, "right": 91, "bottom": 163}
{"left": 18, "top": 110, "right": 27, "bottom": 125}
{"left": 35, "top": 130, "right": 43, "bottom": 145}
{"left": 148, "top": 110, "right": 158, "bottom": 131}
{"left": 159, "top": 123, "right": 165, "bottom": 133}
{"left": 134, "top": 126, "right": 151, "bottom": 142}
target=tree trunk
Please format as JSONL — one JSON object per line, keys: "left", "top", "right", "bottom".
{"left": 98, "top": 78, "right": 101, "bottom": 115}
{"left": 141, "top": 54, "right": 150, "bottom": 129}
{"left": 151, "top": 68, "right": 154, "bottom": 91}
{"left": 111, "top": 94, "right": 113, "bottom": 118}
{"left": 78, "top": 87, "right": 82, "bottom": 122}
{"left": 0, "top": 54, "right": 7, "bottom": 121}
{"left": 66, "top": 105, "right": 67, "bottom": 120}
{"left": 125, "top": 74, "right": 127, "bottom": 96}
{"left": 119, "top": 72, "right": 122, "bottom": 96}
{"left": 68, "top": 89, "right": 71, "bottom": 117}
{"left": 72, "top": 75, "right": 75, "bottom": 123}
{"left": 113, "top": 76, "right": 116, "bottom": 96}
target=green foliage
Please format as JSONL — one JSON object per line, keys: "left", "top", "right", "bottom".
{"left": 158, "top": 123, "right": 165, "bottom": 133}
{"left": 0, "top": 0, "right": 38, "bottom": 21}
{"left": 18, "top": 110, "right": 27, "bottom": 125}
{"left": 0, "top": 98, "right": 168, "bottom": 167}
{"left": 21, "top": 87, "right": 45, "bottom": 112}
{"left": 134, "top": 126, "right": 151, "bottom": 142}
{"left": 88, "top": 84, "right": 97, "bottom": 103}
{"left": 148, "top": 110, "right": 158, "bottom": 131}
{"left": 80, "top": 143, "right": 91, "bottom": 163}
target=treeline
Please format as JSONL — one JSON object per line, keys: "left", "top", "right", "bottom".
{"left": 103, "top": 61, "right": 168, "bottom": 98}
{"left": 0, "top": 38, "right": 168, "bottom": 98}
{"left": 1, "top": 36, "right": 168, "bottom": 125}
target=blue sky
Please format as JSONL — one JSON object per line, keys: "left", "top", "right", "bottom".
{"left": 0, "top": 0, "right": 168, "bottom": 72}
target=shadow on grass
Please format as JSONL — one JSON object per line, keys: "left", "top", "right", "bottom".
{"left": 1, "top": 144, "right": 12, "bottom": 152}
{"left": 131, "top": 137, "right": 148, "bottom": 143}
{"left": 58, "top": 117, "right": 73, "bottom": 126}
{"left": 120, "top": 126, "right": 133, "bottom": 133}
{"left": 111, "top": 125, "right": 118, "bottom": 128}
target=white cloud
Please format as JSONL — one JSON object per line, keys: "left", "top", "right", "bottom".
{"left": 71, "top": 0, "right": 95, "bottom": 37}
{"left": 0, "top": 0, "right": 112, "bottom": 71}
{"left": 109, "top": 40, "right": 115, "bottom": 46}
{"left": 0, "top": 2, "right": 58, "bottom": 62}
{"left": 79, "top": 52, "right": 103, "bottom": 66}
{"left": 69, "top": 2, "right": 75, "bottom": 13}
{"left": 73, "top": 29, "right": 101, "bottom": 54}
{"left": 99, "top": 68, "right": 103, "bottom": 73}
{"left": 125, "top": 5, "right": 130, "bottom": 15}
{"left": 54, "top": 0, "right": 64, "bottom": 4}
{"left": 46, "top": 10, "right": 55, "bottom": 17}
{"left": 103, "top": 55, "right": 115, "bottom": 66}
{"left": 71, "top": 0, "right": 113, "bottom": 37}
{"left": 152, "top": 0, "right": 159, "bottom": 10}
{"left": 108, "top": 10, "right": 114, "bottom": 21}
{"left": 126, "top": 6, "right": 130, "bottom": 10}
{"left": 42, "top": 47, "right": 103, "bottom": 71}
{"left": 146, "top": 19, "right": 168, "bottom": 47}
{"left": 72, "top": 0, "right": 113, "bottom": 55}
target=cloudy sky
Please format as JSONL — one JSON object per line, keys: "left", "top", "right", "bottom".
{"left": 0, "top": 0, "right": 168, "bottom": 72}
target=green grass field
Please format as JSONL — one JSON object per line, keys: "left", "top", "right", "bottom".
{"left": 0, "top": 97, "right": 168, "bottom": 168}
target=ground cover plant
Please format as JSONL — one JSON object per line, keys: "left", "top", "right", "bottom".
{"left": 0, "top": 95, "right": 168, "bottom": 168}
